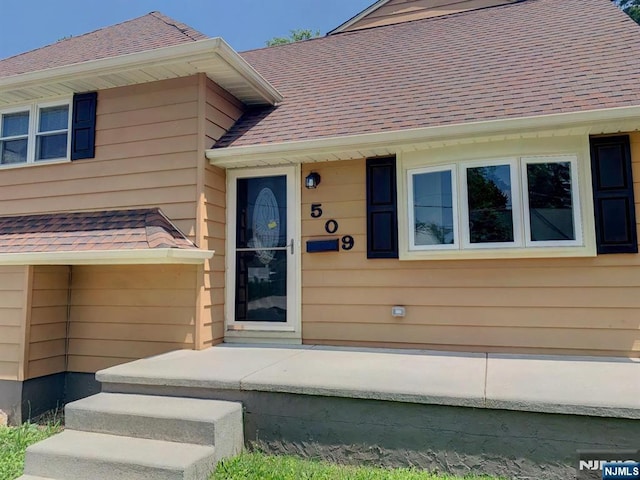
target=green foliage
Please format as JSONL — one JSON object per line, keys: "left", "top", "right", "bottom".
{"left": 466, "top": 167, "right": 513, "bottom": 243}
{"left": 613, "top": 0, "right": 640, "bottom": 23}
{"left": 265, "top": 29, "right": 321, "bottom": 47}
{"left": 0, "top": 421, "right": 62, "bottom": 479}
{"left": 212, "top": 452, "right": 505, "bottom": 480}
{"left": 527, "top": 163, "right": 572, "bottom": 210}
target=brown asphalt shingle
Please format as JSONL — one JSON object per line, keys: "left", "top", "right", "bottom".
{"left": 0, "top": 12, "right": 207, "bottom": 79}
{"left": 0, "top": 209, "right": 196, "bottom": 253}
{"left": 216, "top": 0, "right": 640, "bottom": 148}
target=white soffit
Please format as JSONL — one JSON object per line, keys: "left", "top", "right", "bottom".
{"left": 206, "top": 106, "right": 640, "bottom": 168}
{"left": 0, "top": 38, "right": 282, "bottom": 107}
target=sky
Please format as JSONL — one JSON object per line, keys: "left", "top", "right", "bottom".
{"left": 0, "top": 0, "right": 374, "bottom": 60}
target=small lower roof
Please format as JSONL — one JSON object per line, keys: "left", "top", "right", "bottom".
{"left": 0, "top": 208, "right": 213, "bottom": 265}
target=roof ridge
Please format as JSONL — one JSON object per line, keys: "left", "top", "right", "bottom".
{"left": 148, "top": 11, "right": 207, "bottom": 42}
{"left": 0, "top": 12, "right": 156, "bottom": 62}
{"left": 240, "top": 0, "right": 531, "bottom": 55}
{"left": 144, "top": 208, "right": 197, "bottom": 249}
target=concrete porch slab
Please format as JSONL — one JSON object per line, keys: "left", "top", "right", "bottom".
{"left": 97, "top": 345, "right": 313, "bottom": 390}
{"left": 97, "top": 345, "right": 640, "bottom": 419}
{"left": 486, "top": 354, "right": 640, "bottom": 418}
{"left": 240, "top": 346, "right": 486, "bottom": 407}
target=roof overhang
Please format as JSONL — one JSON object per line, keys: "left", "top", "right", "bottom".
{"left": 0, "top": 38, "right": 282, "bottom": 107}
{"left": 207, "top": 106, "right": 640, "bottom": 168}
{"left": 0, "top": 248, "right": 214, "bottom": 266}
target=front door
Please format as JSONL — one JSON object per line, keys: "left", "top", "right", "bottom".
{"left": 225, "top": 166, "right": 300, "bottom": 342}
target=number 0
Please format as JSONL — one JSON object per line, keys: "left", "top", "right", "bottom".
{"left": 325, "top": 219, "right": 339, "bottom": 234}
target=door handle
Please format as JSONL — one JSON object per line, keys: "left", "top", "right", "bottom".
{"left": 289, "top": 238, "right": 294, "bottom": 254}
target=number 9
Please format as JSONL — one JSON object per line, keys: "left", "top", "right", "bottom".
{"left": 341, "top": 235, "right": 354, "bottom": 251}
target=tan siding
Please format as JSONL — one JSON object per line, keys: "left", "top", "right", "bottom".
{"left": 197, "top": 77, "right": 243, "bottom": 349}
{"left": 67, "top": 265, "right": 198, "bottom": 373}
{"left": 343, "top": 0, "right": 519, "bottom": 31}
{"left": 0, "top": 76, "right": 200, "bottom": 240}
{"left": 200, "top": 164, "right": 227, "bottom": 348}
{"left": 0, "top": 267, "right": 28, "bottom": 381}
{"left": 300, "top": 142, "right": 640, "bottom": 357}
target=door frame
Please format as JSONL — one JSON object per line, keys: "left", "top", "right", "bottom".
{"left": 224, "top": 165, "right": 302, "bottom": 344}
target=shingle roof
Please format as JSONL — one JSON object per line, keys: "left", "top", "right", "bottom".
{"left": 0, "top": 209, "right": 196, "bottom": 253}
{"left": 216, "top": 0, "right": 640, "bottom": 148}
{"left": 0, "top": 12, "right": 207, "bottom": 79}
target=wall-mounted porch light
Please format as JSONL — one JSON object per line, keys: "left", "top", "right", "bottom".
{"left": 305, "top": 172, "right": 321, "bottom": 189}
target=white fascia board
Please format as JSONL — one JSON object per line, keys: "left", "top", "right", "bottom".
{"left": 207, "top": 105, "right": 640, "bottom": 167}
{"left": 0, "top": 38, "right": 282, "bottom": 106}
{"left": 214, "top": 40, "right": 283, "bottom": 104}
{"left": 0, "top": 248, "right": 214, "bottom": 266}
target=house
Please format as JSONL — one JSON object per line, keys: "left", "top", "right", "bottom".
{"left": 0, "top": 0, "right": 639, "bottom": 425}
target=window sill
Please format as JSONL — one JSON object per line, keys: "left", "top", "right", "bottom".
{"left": 0, "top": 158, "right": 70, "bottom": 170}
{"left": 399, "top": 244, "right": 596, "bottom": 261}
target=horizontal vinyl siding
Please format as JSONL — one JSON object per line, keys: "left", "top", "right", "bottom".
{"left": 27, "top": 266, "right": 69, "bottom": 379}
{"left": 198, "top": 77, "right": 243, "bottom": 348}
{"left": 300, "top": 145, "right": 640, "bottom": 356}
{"left": 201, "top": 164, "right": 226, "bottom": 348}
{"left": 0, "top": 267, "right": 27, "bottom": 380}
{"left": 0, "top": 76, "right": 200, "bottom": 239}
{"left": 344, "top": 0, "right": 516, "bottom": 31}
{"left": 67, "top": 265, "right": 198, "bottom": 373}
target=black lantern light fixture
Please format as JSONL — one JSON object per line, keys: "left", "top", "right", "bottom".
{"left": 305, "top": 172, "right": 321, "bottom": 189}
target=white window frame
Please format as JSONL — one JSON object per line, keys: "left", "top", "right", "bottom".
{"left": 460, "top": 158, "right": 522, "bottom": 249}
{"left": 521, "top": 155, "right": 582, "bottom": 248}
{"left": 407, "top": 164, "right": 459, "bottom": 251}
{"left": 406, "top": 155, "right": 584, "bottom": 255}
{"left": 0, "top": 105, "right": 31, "bottom": 165}
{"left": 0, "top": 99, "right": 72, "bottom": 167}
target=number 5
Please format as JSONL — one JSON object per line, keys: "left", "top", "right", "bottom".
{"left": 311, "top": 203, "right": 323, "bottom": 218}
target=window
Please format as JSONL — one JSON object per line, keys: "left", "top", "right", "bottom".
{"left": 407, "top": 156, "right": 581, "bottom": 252}
{"left": 0, "top": 110, "right": 29, "bottom": 164}
{"left": 522, "top": 157, "right": 581, "bottom": 247}
{"left": 408, "top": 165, "right": 458, "bottom": 250}
{"left": 0, "top": 101, "right": 70, "bottom": 166}
{"left": 461, "top": 159, "right": 521, "bottom": 248}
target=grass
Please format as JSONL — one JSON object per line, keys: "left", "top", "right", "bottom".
{"left": 0, "top": 418, "right": 62, "bottom": 480}
{"left": 212, "top": 452, "right": 503, "bottom": 480}
{"left": 0, "top": 417, "right": 503, "bottom": 480}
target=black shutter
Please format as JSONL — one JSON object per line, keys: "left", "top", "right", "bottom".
{"left": 71, "top": 92, "right": 97, "bottom": 160}
{"left": 366, "top": 156, "right": 398, "bottom": 258}
{"left": 590, "top": 135, "right": 637, "bottom": 254}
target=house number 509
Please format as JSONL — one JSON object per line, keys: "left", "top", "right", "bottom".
{"left": 309, "top": 203, "right": 354, "bottom": 251}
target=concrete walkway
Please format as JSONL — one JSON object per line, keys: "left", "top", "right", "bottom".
{"left": 97, "top": 344, "right": 640, "bottom": 419}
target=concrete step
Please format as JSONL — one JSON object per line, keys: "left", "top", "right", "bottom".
{"left": 24, "top": 430, "right": 216, "bottom": 480}
{"left": 65, "top": 392, "right": 243, "bottom": 458}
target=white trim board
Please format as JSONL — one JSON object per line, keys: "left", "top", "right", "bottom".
{"left": 0, "top": 248, "right": 214, "bottom": 265}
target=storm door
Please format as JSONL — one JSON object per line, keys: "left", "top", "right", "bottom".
{"left": 226, "top": 167, "right": 300, "bottom": 341}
